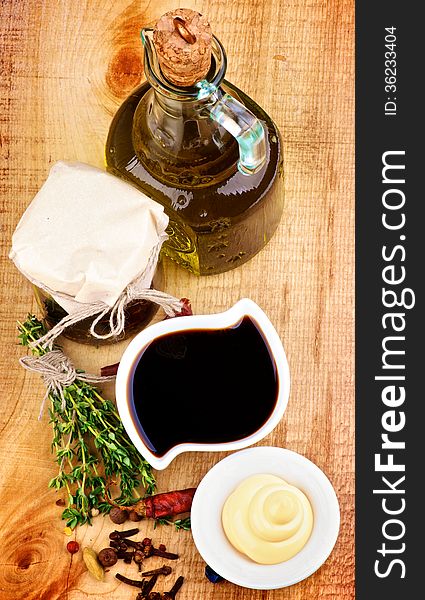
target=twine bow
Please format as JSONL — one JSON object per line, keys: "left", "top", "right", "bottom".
{"left": 30, "top": 235, "right": 183, "bottom": 350}
{"left": 20, "top": 350, "right": 115, "bottom": 420}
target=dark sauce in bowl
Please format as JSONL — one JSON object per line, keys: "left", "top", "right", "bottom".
{"left": 128, "top": 316, "right": 278, "bottom": 457}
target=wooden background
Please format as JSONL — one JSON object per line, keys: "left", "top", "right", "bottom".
{"left": 0, "top": 0, "right": 354, "bottom": 598}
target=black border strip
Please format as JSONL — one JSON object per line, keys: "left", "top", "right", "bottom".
{"left": 356, "top": 2, "right": 420, "bottom": 596}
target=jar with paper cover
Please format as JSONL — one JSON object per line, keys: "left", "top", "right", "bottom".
{"left": 10, "top": 162, "right": 179, "bottom": 345}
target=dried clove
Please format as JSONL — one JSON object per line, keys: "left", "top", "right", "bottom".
{"left": 120, "top": 537, "right": 141, "bottom": 550}
{"left": 134, "top": 550, "right": 145, "bottom": 564}
{"left": 141, "top": 565, "right": 172, "bottom": 577}
{"left": 116, "top": 550, "right": 134, "bottom": 561}
{"left": 117, "top": 541, "right": 128, "bottom": 551}
{"left": 143, "top": 574, "right": 159, "bottom": 597}
{"left": 142, "top": 543, "right": 154, "bottom": 558}
{"left": 109, "top": 528, "right": 140, "bottom": 539}
{"left": 115, "top": 573, "right": 145, "bottom": 588}
{"left": 134, "top": 549, "right": 144, "bottom": 571}
{"left": 141, "top": 541, "right": 178, "bottom": 560}
{"left": 163, "top": 576, "right": 185, "bottom": 599}
{"left": 152, "top": 547, "right": 179, "bottom": 560}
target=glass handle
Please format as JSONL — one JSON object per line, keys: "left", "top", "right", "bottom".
{"left": 198, "top": 83, "right": 267, "bottom": 176}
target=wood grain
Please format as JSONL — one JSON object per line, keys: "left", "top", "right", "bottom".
{"left": 0, "top": 0, "right": 354, "bottom": 598}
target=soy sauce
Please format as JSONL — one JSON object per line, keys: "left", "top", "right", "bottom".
{"left": 128, "top": 316, "right": 278, "bottom": 457}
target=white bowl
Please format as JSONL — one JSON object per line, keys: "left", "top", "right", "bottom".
{"left": 191, "top": 447, "right": 340, "bottom": 589}
{"left": 116, "top": 298, "right": 290, "bottom": 470}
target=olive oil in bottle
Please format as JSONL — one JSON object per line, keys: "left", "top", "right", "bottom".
{"left": 106, "top": 9, "right": 284, "bottom": 275}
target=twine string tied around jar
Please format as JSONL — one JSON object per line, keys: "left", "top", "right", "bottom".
{"left": 19, "top": 350, "right": 116, "bottom": 419}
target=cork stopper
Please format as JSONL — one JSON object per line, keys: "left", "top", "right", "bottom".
{"left": 153, "top": 8, "right": 212, "bottom": 88}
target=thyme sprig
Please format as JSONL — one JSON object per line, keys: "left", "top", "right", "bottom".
{"left": 18, "top": 315, "right": 156, "bottom": 529}
{"left": 154, "top": 517, "right": 191, "bottom": 531}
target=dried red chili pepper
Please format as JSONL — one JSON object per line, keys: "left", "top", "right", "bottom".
{"left": 165, "top": 298, "right": 193, "bottom": 319}
{"left": 106, "top": 488, "right": 196, "bottom": 519}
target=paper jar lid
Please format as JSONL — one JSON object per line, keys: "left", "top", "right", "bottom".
{"left": 9, "top": 161, "right": 169, "bottom": 312}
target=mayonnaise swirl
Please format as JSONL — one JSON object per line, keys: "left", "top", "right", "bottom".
{"left": 222, "top": 474, "right": 313, "bottom": 564}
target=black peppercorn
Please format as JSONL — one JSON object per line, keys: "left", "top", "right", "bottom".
{"left": 98, "top": 548, "right": 118, "bottom": 567}
{"left": 109, "top": 507, "right": 129, "bottom": 524}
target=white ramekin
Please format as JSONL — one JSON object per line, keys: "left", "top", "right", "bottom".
{"left": 191, "top": 447, "right": 340, "bottom": 589}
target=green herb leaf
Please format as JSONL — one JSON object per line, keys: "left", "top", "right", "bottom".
{"left": 154, "top": 516, "right": 191, "bottom": 531}
{"left": 18, "top": 315, "right": 156, "bottom": 528}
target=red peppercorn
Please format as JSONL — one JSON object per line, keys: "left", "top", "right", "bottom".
{"left": 159, "top": 544, "right": 167, "bottom": 552}
{"left": 66, "top": 541, "right": 80, "bottom": 554}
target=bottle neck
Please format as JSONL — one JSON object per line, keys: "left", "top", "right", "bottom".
{"left": 132, "top": 85, "right": 239, "bottom": 187}
{"left": 153, "top": 88, "right": 212, "bottom": 119}
{"left": 135, "top": 29, "right": 267, "bottom": 180}
{"left": 141, "top": 27, "right": 227, "bottom": 102}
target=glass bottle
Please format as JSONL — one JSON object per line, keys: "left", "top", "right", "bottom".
{"left": 106, "top": 28, "right": 284, "bottom": 276}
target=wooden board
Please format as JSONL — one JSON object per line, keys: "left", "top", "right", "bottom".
{"left": 0, "top": 0, "right": 354, "bottom": 598}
